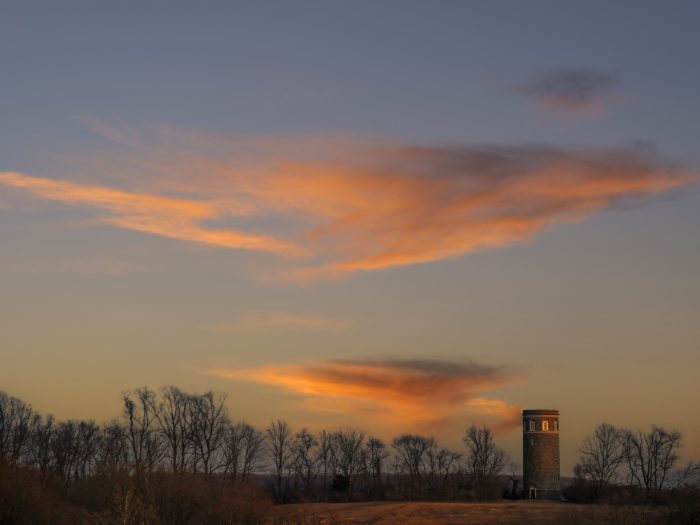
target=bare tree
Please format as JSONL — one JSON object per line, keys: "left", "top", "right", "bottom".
{"left": 437, "top": 448, "right": 462, "bottom": 482}
{"left": 96, "top": 421, "right": 129, "bottom": 476}
{"left": 577, "top": 423, "right": 625, "bottom": 490}
{"left": 223, "top": 421, "right": 246, "bottom": 483}
{"left": 240, "top": 423, "right": 265, "bottom": 482}
{"left": 425, "top": 441, "right": 441, "bottom": 493}
{"left": 188, "top": 391, "right": 228, "bottom": 475}
{"left": 73, "top": 420, "right": 100, "bottom": 479}
{"left": 290, "top": 428, "right": 319, "bottom": 495}
{"left": 154, "top": 386, "right": 193, "bottom": 474}
{"left": 621, "top": 425, "right": 684, "bottom": 493}
{"left": 392, "top": 434, "right": 432, "bottom": 496}
{"left": 316, "top": 429, "right": 336, "bottom": 500}
{"left": 463, "top": 425, "right": 508, "bottom": 498}
{"left": 366, "top": 437, "right": 388, "bottom": 488}
{"left": 672, "top": 461, "right": 700, "bottom": 490}
{"left": 0, "top": 391, "right": 34, "bottom": 465}
{"left": 267, "top": 420, "right": 292, "bottom": 503}
{"left": 224, "top": 421, "right": 265, "bottom": 484}
{"left": 426, "top": 441, "right": 460, "bottom": 495}
{"left": 334, "top": 428, "right": 366, "bottom": 497}
{"left": 122, "top": 387, "right": 163, "bottom": 474}
{"left": 28, "top": 414, "right": 54, "bottom": 479}
{"left": 50, "top": 421, "right": 79, "bottom": 484}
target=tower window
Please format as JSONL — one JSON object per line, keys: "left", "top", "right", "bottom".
{"left": 529, "top": 420, "right": 536, "bottom": 431}
{"left": 553, "top": 420, "right": 558, "bottom": 431}
{"left": 543, "top": 420, "right": 549, "bottom": 431}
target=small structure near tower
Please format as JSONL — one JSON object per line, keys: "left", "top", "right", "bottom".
{"left": 522, "top": 409, "right": 560, "bottom": 500}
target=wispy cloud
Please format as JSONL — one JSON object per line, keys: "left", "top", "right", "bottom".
{"left": 0, "top": 171, "right": 306, "bottom": 258}
{"left": 0, "top": 123, "right": 692, "bottom": 281}
{"left": 210, "top": 359, "right": 522, "bottom": 434}
{"left": 519, "top": 68, "right": 622, "bottom": 116}
{"left": 206, "top": 311, "right": 351, "bottom": 333}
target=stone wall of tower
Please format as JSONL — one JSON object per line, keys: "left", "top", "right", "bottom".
{"left": 522, "top": 410, "right": 560, "bottom": 500}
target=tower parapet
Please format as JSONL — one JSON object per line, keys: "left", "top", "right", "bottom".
{"left": 522, "top": 409, "right": 560, "bottom": 500}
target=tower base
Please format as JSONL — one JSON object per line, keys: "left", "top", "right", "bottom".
{"left": 527, "top": 488, "right": 561, "bottom": 500}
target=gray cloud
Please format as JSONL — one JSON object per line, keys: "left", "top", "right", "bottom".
{"left": 519, "top": 68, "right": 619, "bottom": 115}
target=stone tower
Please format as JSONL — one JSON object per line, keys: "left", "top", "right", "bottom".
{"left": 522, "top": 409, "right": 560, "bottom": 500}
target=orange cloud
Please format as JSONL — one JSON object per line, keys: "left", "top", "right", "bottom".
{"left": 210, "top": 359, "right": 522, "bottom": 435}
{"left": 0, "top": 125, "right": 693, "bottom": 280}
{"left": 0, "top": 171, "right": 305, "bottom": 257}
{"left": 263, "top": 146, "right": 690, "bottom": 280}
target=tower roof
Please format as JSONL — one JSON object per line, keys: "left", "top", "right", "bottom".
{"left": 522, "top": 409, "right": 559, "bottom": 416}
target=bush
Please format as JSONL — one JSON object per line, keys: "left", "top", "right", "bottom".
{"left": 0, "top": 460, "right": 91, "bottom": 524}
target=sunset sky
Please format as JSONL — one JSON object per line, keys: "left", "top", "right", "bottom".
{"left": 1, "top": 1, "right": 699, "bottom": 474}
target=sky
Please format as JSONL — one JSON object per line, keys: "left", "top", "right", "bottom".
{"left": 1, "top": 1, "right": 699, "bottom": 474}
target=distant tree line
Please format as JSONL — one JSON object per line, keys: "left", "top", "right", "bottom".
{"left": 0, "top": 386, "right": 512, "bottom": 523}
{"left": 1, "top": 387, "right": 699, "bottom": 523}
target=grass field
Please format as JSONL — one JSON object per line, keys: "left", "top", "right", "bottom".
{"left": 273, "top": 500, "right": 662, "bottom": 525}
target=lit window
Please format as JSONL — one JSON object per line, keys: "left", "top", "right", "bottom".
{"left": 529, "top": 420, "right": 536, "bottom": 431}
{"left": 543, "top": 420, "right": 549, "bottom": 431}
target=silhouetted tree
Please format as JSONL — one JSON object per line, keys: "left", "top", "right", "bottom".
{"left": 95, "top": 421, "right": 129, "bottom": 476}
{"left": 223, "top": 421, "right": 246, "bottom": 483}
{"left": 122, "top": 387, "right": 163, "bottom": 474}
{"left": 621, "top": 425, "right": 684, "bottom": 494}
{"left": 154, "top": 386, "right": 193, "bottom": 474}
{"left": 73, "top": 420, "right": 100, "bottom": 479}
{"left": 290, "top": 428, "right": 319, "bottom": 496}
{"left": 577, "top": 423, "right": 625, "bottom": 494}
{"left": 392, "top": 434, "right": 433, "bottom": 497}
{"left": 0, "top": 391, "right": 34, "bottom": 465}
{"left": 240, "top": 423, "right": 265, "bottom": 482}
{"left": 425, "top": 441, "right": 462, "bottom": 497}
{"left": 223, "top": 420, "right": 265, "bottom": 485}
{"left": 437, "top": 447, "right": 462, "bottom": 482}
{"left": 463, "top": 425, "right": 508, "bottom": 499}
{"left": 366, "top": 437, "right": 388, "bottom": 497}
{"left": 28, "top": 414, "right": 54, "bottom": 480}
{"left": 334, "top": 428, "right": 365, "bottom": 497}
{"left": 188, "top": 391, "right": 228, "bottom": 475}
{"left": 267, "top": 420, "right": 292, "bottom": 503}
{"left": 316, "top": 429, "right": 336, "bottom": 500}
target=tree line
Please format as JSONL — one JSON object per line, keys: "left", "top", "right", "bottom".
{"left": 1, "top": 386, "right": 699, "bottom": 523}
{"left": 573, "top": 422, "right": 699, "bottom": 502}
{"left": 0, "top": 386, "right": 511, "bottom": 523}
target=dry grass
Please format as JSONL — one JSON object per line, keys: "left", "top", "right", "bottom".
{"left": 272, "top": 500, "right": 663, "bottom": 525}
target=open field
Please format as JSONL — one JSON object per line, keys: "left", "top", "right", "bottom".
{"left": 273, "top": 501, "right": 662, "bottom": 525}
